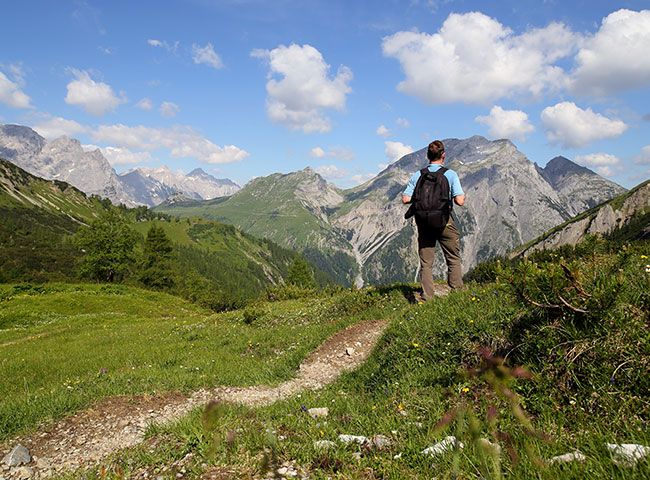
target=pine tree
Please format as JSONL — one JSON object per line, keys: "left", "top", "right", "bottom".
{"left": 138, "top": 224, "right": 176, "bottom": 290}
{"left": 286, "top": 257, "right": 316, "bottom": 288}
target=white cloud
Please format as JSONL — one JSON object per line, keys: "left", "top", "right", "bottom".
{"left": 385, "top": 141, "right": 414, "bottom": 163}
{"left": 99, "top": 146, "right": 153, "bottom": 166}
{"left": 350, "top": 173, "right": 375, "bottom": 185}
{"left": 159, "top": 101, "right": 180, "bottom": 118}
{"left": 574, "top": 152, "right": 621, "bottom": 177}
{"left": 65, "top": 70, "right": 126, "bottom": 116}
{"left": 315, "top": 164, "right": 349, "bottom": 179}
{"left": 33, "top": 116, "right": 88, "bottom": 139}
{"left": 541, "top": 102, "right": 627, "bottom": 148}
{"left": 147, "top": 39, "right": 179, "bottom": 53}
{"left": 571, "top": 9, "right": 650, "bottom": 96}
{"left": 0, "top": 71, "right": 31, "bottom": 108}
{"left": 310, "top": 146, "right": 326, "bottom": 158}
{"left": 192, "top": 43, "right": 224, "bottom": 69}
{"left": 252, "top": 44, "right": 352, "bottom": 133}
{"left": 376, "top": 124, "right": 390, "bottom": 137}
{"left": 309, "top": 146, "right": 354, "bottom": 161}
{"left": 396, "top": 117, "right": 410, "bottom": 128}
{"left": 475, "top": 105, "right": 534, "bottom": 141}
{"left": 135, "top": 98, "right": 153, "bottom": 111}
{"left": 92, "top": 124, "right": 248, "bottom": 164}
{"left": 382, "top": 12, "right": 579, "bottom": 104}
{"left": 634, "top": 145, "right": 650, "bottom": 165}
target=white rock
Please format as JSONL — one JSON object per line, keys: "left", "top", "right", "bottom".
{"left": 338, "top": 434, "right": 368, "bottom": 445}
{"left": 422, "top": 436, "right": 464, "bottom": 457}
{"left": 277, "top": 466, "right": 288, "bottom": 475}
{"left": 393, "top": 453, "right": 403, "bottom": 460}
{"left": 307, "top": 407, "right": 329, "bottom": 419}
{"left": 14, "top": 466, "right": 34, "bottom": 479}
{"left": 549, "top": 451, "right": 586, "bottom": 464}
{"left": 2, "top": 445, "right": 31, "bottom": 467}
{"left": 345, "top": 347, "right": 355, "bottom": 356}
{"left": 313, "top": 440, "right": 336, "bottom": 451}
{"left": 606, "top": 443, "right": 650, "bottom": 467}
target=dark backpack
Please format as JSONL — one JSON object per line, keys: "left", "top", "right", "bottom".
{"left": 404, "top": 166, "right": 452, "bottom": 229}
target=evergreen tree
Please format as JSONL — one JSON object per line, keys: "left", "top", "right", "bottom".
{"left": 73, "top": 210, "right": 141, "bottom": 282}
{"left": 139, "top": 224, "right": 176, "bottom": 290}
{"left": 286, "top": 257, "right": 316, "bottom": 288}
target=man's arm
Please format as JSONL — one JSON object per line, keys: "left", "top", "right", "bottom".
{"left": 402, "top": 195, "right": 412, "bottom": 204}
{"left": 453, "top": 194, "right": 465, "bottom": 206}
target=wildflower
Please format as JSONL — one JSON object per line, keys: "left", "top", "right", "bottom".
{"left": 641, "top": 255, "right": 648, "bottom": 259}
{"left": 646, "top": 264, "right": 650, "bottom": 273}
{"left": 461, "top": 387, "right": 470, "bottom": 393}
{"left": 411, "top": 342, "right": 420, "bottom": 348}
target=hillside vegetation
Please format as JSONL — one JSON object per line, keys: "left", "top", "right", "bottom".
{"left": 28, "top": 232, "right": 646, "bottom": 479}
{"left": 0, "top": 159, "right": 325, "bottom": 308}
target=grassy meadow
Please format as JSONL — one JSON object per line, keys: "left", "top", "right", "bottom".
{"left": 36, "top": 239, "right": 650, "bottom": 479}
{"left": 0, "top": 283, "right": 401, "bottom": 442}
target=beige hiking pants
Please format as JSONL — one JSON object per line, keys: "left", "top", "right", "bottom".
{"left": 417, "top": 217, "right": 463, "bottom": 299}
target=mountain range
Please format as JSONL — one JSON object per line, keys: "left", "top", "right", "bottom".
{"left": 155, "top": 136, "right": 627, "bottom": 286}
{"left": 0, "top": 124, "right": 628, "bottom": 287}
{"left": 0, "top": 124, "right": 240, "bottom": 207}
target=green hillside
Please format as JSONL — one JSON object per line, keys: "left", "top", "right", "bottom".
{"left": 0, "top": 159, "right": 321, "bottom": 306}
{"left": 155, "top": 171, "right": 358, "bottom": 285}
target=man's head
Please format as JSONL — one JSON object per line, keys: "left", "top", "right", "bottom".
{"left": 427, "top": 140, "right": 445, "bottom": 163}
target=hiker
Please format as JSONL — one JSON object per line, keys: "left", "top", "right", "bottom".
{"left": 402, "top": 140, "right": 465, "bottom": 301}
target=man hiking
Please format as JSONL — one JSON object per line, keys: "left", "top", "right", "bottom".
{"left": 402, "top": 140, "right": 465, "bottom": 301}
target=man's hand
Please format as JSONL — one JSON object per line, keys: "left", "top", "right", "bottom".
{"left": 454, "top": 194, "right": 465, "bottom": 206}
{"left": 402, "top": 195, "right": 412, "bottom": 204}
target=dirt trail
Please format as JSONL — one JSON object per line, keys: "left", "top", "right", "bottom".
{"left": 1, "top": 319, "right": 388, "bottom": 479}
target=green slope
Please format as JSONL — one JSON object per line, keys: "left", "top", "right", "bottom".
{"left": 155, "top": 170, "right": 358, "bottom": 285}
{"left": 0, "top": 160, "right": 317, "bottom": 301}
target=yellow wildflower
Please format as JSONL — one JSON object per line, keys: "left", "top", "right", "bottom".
{"left": 461, "top": 387, "right": 470, "bottom": 393}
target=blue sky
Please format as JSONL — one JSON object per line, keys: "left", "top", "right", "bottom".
{"left": 1, "top": 0, "right": 649, "bottom": 188}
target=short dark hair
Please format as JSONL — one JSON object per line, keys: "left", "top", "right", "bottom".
{"left": 427, "top": 140, "right": 445, "bottom": 161}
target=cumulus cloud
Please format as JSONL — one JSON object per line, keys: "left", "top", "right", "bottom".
{"left": 0, "top": 71, "right": 31, "bottom": 108}
{"left": 252, "top": 44, "right": 353, "bottom": 133}
{"left": 159, "top": 101, "right": 180, "bottom": 118}
{"left": 315, "top": 164, "right": 349, "bottom": 179}
{"left": 574, "top": 152, "right": 621, "bottom": 177}
{"left": 634, "top": 145, "right": 650, "bottom": 165}
{"left": 385, "top": 141, "right": 414, "bottom": 163}
{"left": 135, "top": 98, "right": 153, "bottom": 111}
{"left": 65, "top": 70, "right": 126, "bottom": 116}
{"left": 309, "top": 146, "right": 354, "bottom": 161}
{"left": 350, "top": 173, "right": 375, "bottom": 185}
{"left": 92, "top": 124, "right": 248, "bottom": 164}
{"left": 541, "top": 102, "right": 627, "bottom": 148}
{"left": 382, "top": 12, "right": 579, "bottom": 104}
{"left": 396, "top": 117, "right": 410, "bottom": 128}
{"left": 192, "top": 43, "right": 224, "bottom": 69}
{"left": 376, "top": 124, "right": 391, "bottom": 137}
{"left": 475, "top": 105, "right": 534, "bottom": 141}
{"left": 99, "top": 146, "right": 153, "bottom": 166}
{"left": 33, "top": 116, "right": 88, "bottom": 139}
{"left": 571, "top": 9, "right": 650, "bottom": 96}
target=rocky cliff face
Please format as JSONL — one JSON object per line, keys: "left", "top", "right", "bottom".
{"left": 517, "top": 180, "right": 649, "bottom": 255}
{"left": 0, "top": 125, "right": 134, "bottom": 205}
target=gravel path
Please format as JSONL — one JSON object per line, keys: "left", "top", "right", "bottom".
{"left": 1, "top": 319, "right": 388, "bottom": 479}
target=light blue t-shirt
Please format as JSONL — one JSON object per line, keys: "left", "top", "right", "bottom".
{"left": 403, "top": 164, "right": 464, "bottom": 199}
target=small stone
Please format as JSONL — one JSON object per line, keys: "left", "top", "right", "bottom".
{"left": 606, "top": 443, "right": 650, "bottom": 467}
{"left": 2, "top": 445, "right": 31, "bottom": 467}
{"left": 338, "top": 434, "right": 368, "bottom": 444}
{"left": 422, "top": 436, "right": 464, "bottom": 457}
{"left": 370, "top": 435, "right": 392, "bottom": 450}
{"left": 393, "top": 453, "right": 403, "bottom": 460}
{"left": 35, "top": 458, "right": 51, "bottom": 469}
{"left": 345, "top": 347, "right": 355, "bottom": 356}
{"left": 313, "top": 440, "right": 336, "bottom": 451}
{"left": 307, "top": 407, "right": 329, "bottom": 419}
{"left": 14, "top": 466, "right": 34, "bottom": 479}
{"left": 549, "top": 450, "right": 586, "bottom": 464}
{"left": 277, "top": 466, "right": 288, "bottom": 475}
